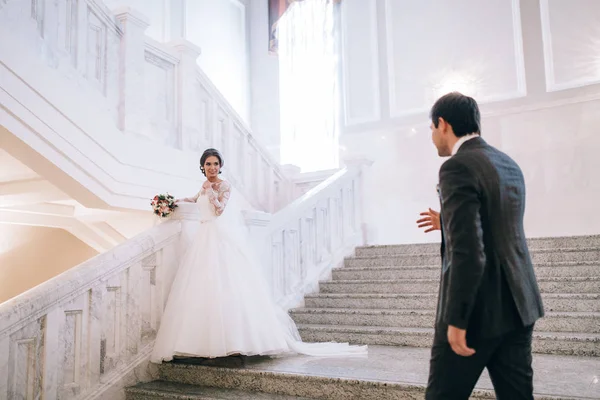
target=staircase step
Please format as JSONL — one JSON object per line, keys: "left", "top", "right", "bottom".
{"left": 355, "top": 235, "right": 600, "bottom": 256}
{"left": 345, "top": 248, "right": 600, "bottom": 268}
{"left": 304, "top": 293, "right": 600, "bottom": 313}
{"left": 297, "top": 325, "right": 600, "bottom": 357}
{"left": 332, "top": 263, "right": 600, "bottom": 280}
{"left": 305, "top": 293, "right": 439, "bottom": 310}
{"left": 319, "top": 279, "right": 439, "bottom": 294}
{"left": 334, "top": 266, "right": 441, "bottom": 280}
{"left": 156, "top": 357, "right": 498, "bottom": 400}
{"left": 318, "top": 277, "right": 600, "bottom": 294}
{"left": 126, "top": 381, "right": 315, "bottom": 399}
{"left": 153, "top": 345, "right": 600, "bottom": 399}
{"left": 290, "top": 309, "right": 600, "bottom": 334}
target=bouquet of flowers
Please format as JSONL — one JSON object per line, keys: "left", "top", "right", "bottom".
{"left": 151, "top": 193, "right": 178, "bottom": 218}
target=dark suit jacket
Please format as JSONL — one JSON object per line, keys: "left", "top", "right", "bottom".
{"left": 436, "top": 137, "right": 544, "bottom": 339}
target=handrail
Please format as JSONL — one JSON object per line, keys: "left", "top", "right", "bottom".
{"left": 0, "top": 221, "right": 180, "bottom": 336}
{"left": 266, "top": 166, "right": 361, "bottom": 235}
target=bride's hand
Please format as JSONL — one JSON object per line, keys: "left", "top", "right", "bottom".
{"left": 202, "top": 181, "right": 212, "bottom": 190}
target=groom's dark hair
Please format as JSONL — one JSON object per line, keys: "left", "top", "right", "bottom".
{"left": 430, "top": 92, "right": 481, "bottom": 138}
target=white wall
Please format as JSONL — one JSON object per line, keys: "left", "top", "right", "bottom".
{"left": 185, "top": 0, "right": 251, "bottom": 123}
{"left": 338, "top": 0, "right": 600, "bottom": 244}
{"left": 248, "top": 0, "right": 282, "bottom": 160}
{"left": 0, "top": 224, "right": 98, "bottom": 303}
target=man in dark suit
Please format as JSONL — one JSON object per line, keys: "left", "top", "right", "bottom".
{"left": 417, "top": 92, "right": 545, "bottom": 399}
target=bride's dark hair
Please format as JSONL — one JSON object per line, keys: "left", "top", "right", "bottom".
{"left": 200, "top": 148, "right": 224, "bottom": 176}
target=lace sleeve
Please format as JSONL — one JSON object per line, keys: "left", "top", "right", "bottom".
{"left": 180, "top": 191, "right": 200, "bottom": 203}
{"left": 206, "top": 181, "right": 231, "bottom": 216}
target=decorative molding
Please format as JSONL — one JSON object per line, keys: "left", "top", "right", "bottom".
{"left": 168, "top": 37, "right": 201, "bottom": 59}
{"left": 216, "top": 106, "right": 229, "bottom": 156}
{"left": 63, "top": 310, "right": 83, "bottom": 387}
{"left": 382, "top": 0, "right": 398, "bottom": 118}
{"left": 144, "top": 50, "right": 175, "bottom": 71}
{"left": 227, "top": 0, "right": 247, "bottom": 9}
{"left": 145, "top": 39, "right": 179, "bottom": 65}
{"left": 83, "top": 342, "right": 156, "bottom": 400}
{"left": 144, "top": 46, "right": 177, "bottom": 136}
{"left": 483, "top": 91, "right": 600, "bottom": 118}
{"left": 340, "top": 0, "right": 381, "bottom": 126}
{"left": 31, "top": 0, "right": 45, "bottom": 37}
{"left": 87, "top": 0, "right": 123, "bottom": 36}
{"left": 384, "top": 0, "right": 527, "bottom": 119}
{"left": 510, "top": 0, "right": 527, "bottom": 98}
{"left": 64, "top": 0, "right": 79, "bottom": 66}
{"left": 341, "top": 91, "right": 600, "bottom": 137}
{"left": 539, "top": 0, "right": 600, "bottom": 92}
{"left": 13, "top": 338, "right": 37, "bottom": 397}
{"left": 113, "top": 7, "right": 148, "bottom": 31}
{"left": 86, "top": 7, "right": 108, "bottom": 94}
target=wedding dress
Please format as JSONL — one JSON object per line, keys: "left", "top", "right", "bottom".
{"left": 150, "top": 181, "right": 367, "bottom": 362}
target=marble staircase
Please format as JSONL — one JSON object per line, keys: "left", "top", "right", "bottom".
{"left": 293, "top": 236, "right": 600, "bottom": 358}
{"left": 126, "top": 345, "right": 600, "bottom": 399}
{"left": 125, "top": 236, "right": 600, "bottom": 399}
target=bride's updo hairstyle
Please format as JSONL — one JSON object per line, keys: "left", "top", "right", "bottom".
{"left": 199, "top": 148, "right": 224, "bottom": 176}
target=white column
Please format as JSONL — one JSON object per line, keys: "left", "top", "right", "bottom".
{"left": 169, "top": 39, "right": 202, "bottom": 151}
{"left": 113, "top": 7, "right": 150, "bottom": 137}
{"left": 342, "top": 156, "right": 373, "bottom": 245}
{"left": 281, "top": 164, "right": 301, "bottom": 205}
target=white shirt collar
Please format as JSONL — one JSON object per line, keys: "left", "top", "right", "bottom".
{"left": 451, "top": 134, "right": 479, "bottom": 156}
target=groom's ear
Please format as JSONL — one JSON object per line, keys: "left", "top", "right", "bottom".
{"left": 437, "top": 117, "right": 448, "bottom": 132}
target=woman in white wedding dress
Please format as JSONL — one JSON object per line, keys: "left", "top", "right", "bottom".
{"left": 151, "top": 148, "right": 367, "bottom": 362}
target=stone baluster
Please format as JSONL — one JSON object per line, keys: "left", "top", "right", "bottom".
{"left": 169, "top": 38, "right": 203, "bottom": 151}
{"left": 343, "top": 156, "right": 373, "bottom": 245}
{"left": 113, "top": 7, "right": 149, "bottom": 138}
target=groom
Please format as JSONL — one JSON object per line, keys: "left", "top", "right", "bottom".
{"left": 417, "top": 92, "right": 544, "bottom": 399}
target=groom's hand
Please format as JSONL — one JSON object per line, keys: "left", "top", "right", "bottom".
{"left": 417, "top": 208, "right": 441, "bottom": 232}
{"left": 447, "top": 325, "right": 476, "bottom": 357}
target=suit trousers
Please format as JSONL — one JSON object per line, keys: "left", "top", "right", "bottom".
{"left": 425, "top": 324, "right": 534, "bottom": 400}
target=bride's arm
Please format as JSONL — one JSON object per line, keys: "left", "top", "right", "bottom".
{"left": 177, "top": 191, "right": 200, "bottom": 203}
{"left": 206, "top": 181, "right": 231, "bottom": 216}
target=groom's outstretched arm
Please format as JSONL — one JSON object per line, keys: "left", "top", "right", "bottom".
{"left": 438, "top": 157, "right": 486, "bottom": 330}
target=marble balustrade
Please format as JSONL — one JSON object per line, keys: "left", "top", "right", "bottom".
{"left": 0, "top": 161, "right": 368, "bottom": 399}
{"left": 0, "top": 0, "right": 292, "bottom": 213}
{"left": 0, "top": 220, "right": 181, "bottom": 400}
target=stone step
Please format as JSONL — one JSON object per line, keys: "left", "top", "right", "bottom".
{"left": 318, "top": 277, "right": 600, "bottom": 294}
{"left": 332, "top": 263, "right": 600, "bottom": 280}
{"left": 297, "top": 325, "right": 600, "bottom": 357}
{"left": 290, "top": 309, "right": 600, "bottom": 334}
{"left": 345, "top": 248, "right": 600, "bottom": 268}
{"left": 155, "top": 362, "right": 449, "bottom": 400}
{"left": 126, "top": 381, "right": 315, "bottom": 399}
{"left": 304, "top": 293, "right": 600, "bottom": 313}
{"left": 355, "top": 235, "right": 600, "bottom": 257}
{"left": 152, "top": 354, "right": 586, "bottom": 400}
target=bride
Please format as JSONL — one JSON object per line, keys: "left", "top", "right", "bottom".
{"left": 151, "top": 148, "right": 367, "bottom": 362}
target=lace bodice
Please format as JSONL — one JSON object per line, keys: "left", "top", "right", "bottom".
{"left": 182, "top": 180, "right": 231, "bottom": 218}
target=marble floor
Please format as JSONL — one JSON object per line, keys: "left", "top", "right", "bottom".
{"left": 193, "top": 345, "right": 600, "bottom": 399}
